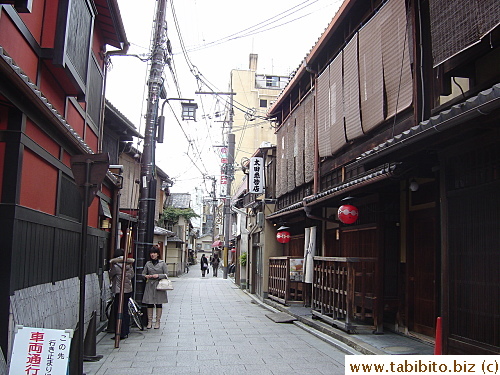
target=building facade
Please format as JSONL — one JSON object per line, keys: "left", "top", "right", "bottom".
{"left": 0, "top": 0, "right": 127, "bottom": 363}
{"left": 267, "top": 0, "right": 499, "bottom": 355}
{"left": 230, "top": 53, "right": 289, "bottom": 193}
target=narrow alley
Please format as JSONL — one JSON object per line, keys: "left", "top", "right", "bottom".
{"left": 84, "top": 270, "right": 351, "bottom": 374}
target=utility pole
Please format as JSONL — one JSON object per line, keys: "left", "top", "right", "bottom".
{"left": 222, "top": 93, "right": 235, "bottom": 279}
{"left": 211, "top": 177, "right": 217, "bottom": 247}
{"left": 136, "top": 0, "right": 168, "bottom": 305}
{"left": 222, "top": 131, "right": 235, "bottom": 279}
{"left": 195, "top": 91, "right": 235, "bottom": 279}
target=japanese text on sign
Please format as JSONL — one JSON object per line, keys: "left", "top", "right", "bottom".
{"left": 249, "top": 157, "right": 264, "bottom": 194}
{"left": 10, "top": 326, "right": 73, "bottom": 375}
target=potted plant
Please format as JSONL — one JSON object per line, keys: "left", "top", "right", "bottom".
{"left": 239, "top": 252, "right": 247, "bottom": 267}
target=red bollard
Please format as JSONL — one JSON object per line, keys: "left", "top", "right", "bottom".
{"left": 434, "top": 317, "right": 442, "bottom": 355}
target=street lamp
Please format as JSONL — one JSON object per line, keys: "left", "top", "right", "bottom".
{"left": 156, "top": 98, "right": 197, "bottom": 143}
{"left": 181, "top": 101, "right": 198, "bottom": 121}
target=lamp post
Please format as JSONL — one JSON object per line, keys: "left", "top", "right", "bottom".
{"left": 156, "top": 98, "right": 197, "bottom": 144}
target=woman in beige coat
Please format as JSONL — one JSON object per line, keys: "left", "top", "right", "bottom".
{"left": 142, "top": 246, "right": 169, "bottom": 329}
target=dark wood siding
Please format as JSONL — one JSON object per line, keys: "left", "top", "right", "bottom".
{"left": 445, "top": 141, "right": 500, "bottom": 353}
{"left": 9, "top": 206, "right": 107, "bottom": 293}
{"left": 447, "top": 182, "right": 499, "bottom": 352}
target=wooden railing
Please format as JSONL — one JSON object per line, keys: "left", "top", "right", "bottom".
{"left": 311, "top": 257, "right": 378, "bottom": 332}
{"left": 268, "top": 257, "right": 304, "bottom": 304}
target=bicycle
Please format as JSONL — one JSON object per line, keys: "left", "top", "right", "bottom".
{"left": 106, "top": 295, "right": 144, "bottom": 331}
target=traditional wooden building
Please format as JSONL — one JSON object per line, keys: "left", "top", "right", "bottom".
{"left": 267, "top": 0, "right": 499, "bottom": 354}
{"left": 233, "top": 144, "right": 280, "bottom": 297}
{"left": 0, "top": 0, "right": 127, "bottom": 362}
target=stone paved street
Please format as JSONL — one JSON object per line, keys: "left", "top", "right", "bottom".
{"left": 84, "top": 269, "right": 350, "bottom": 374}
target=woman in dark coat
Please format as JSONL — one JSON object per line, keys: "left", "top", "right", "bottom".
{"left": 109, "top": 249, "right": 134, "bottom": 339}
{"left": 142, "top": 246, "right": 169, "bottom": 329}
{"left": 200, "top": 254, "right": 209, "bottom": 277}
{"left": 211, "top": 255, "right": 220, "bottom": 277}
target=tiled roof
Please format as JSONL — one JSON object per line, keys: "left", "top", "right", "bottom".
{"left": 356, "top": 83, "right": 500, "bottom": 163}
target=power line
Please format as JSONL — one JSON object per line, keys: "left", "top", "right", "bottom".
{"left": 184, "top": 0, "right": 319, "bottom": 53}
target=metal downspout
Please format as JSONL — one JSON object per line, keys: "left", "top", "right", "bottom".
{"left": 302, "top": 197, "right": 338, "bottom": 223}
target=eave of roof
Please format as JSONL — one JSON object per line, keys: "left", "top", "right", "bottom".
{"left": 267, "top": 163, "right": 397, "bottom": 220}
{"left": 268, "top": 0, "right": 356, "bottom": 117}
{"left": 353, "top": 83, "right": 500, "bottom": 165}
{"left": 154, "top": 226, "right": 175, "bottom": 236}
{"left": 0, "top": 47, "right": 92, "bottom": 154}
{"left": 94, "top": 0, "right": 128, "bottom": 49}
{"left": 105, "top": 100, "right": 142, "bottom": 138}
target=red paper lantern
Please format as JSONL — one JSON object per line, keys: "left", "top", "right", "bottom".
{"left": 338, "top": 204, "right": 359, "bottom": 224}
{"left": 276, "top": 231, "right": 291, "bottom": 244}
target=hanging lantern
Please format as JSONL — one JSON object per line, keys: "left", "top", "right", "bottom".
{"left": 181, "top": 101, "right": 198, "bottom": 121}
{"left": 338, "top": 204, "right": 359, "bottom": 224}
{"left": 276, "top": 231, "right": 291, "bottom": 244}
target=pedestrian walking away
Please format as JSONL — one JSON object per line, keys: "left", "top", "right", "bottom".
{"left": 108, "top": 249, "right": 134, "bottom": 339}
{"left": 200, "top": 253, "right": 209, "bottom": 277}
{"left": 142, "top": 246, "right": 169, "bottom": 329}
{"left": 211, "top": 255, "right": 220, "bottom": 277}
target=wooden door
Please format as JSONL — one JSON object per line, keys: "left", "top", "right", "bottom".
{"left": 408, "top": 208, "right": 437, "bottom": 337}
{"left": 253, "top": 245, "right": 263, "bottom": 297}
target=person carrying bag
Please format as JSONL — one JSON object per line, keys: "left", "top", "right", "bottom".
{"left": 142, "top": 246, "right": 169, "bottom": 329}
{"left": 200, "top": 254, "right": 209, "bottom": 277}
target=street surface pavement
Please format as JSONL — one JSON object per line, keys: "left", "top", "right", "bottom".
{"left": 84, "top": 268, "right": 351, "bottom": 374}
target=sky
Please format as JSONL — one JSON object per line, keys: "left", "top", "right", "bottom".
{"left": 105, "top": 0, "right": 343, "bottom": 197}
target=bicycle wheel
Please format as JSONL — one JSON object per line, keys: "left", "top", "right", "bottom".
{"left": 128, "top": 298, "right": 144, "bottom": 331}
{"left": 105, "top": 298, "right": 113, "bottom": 319}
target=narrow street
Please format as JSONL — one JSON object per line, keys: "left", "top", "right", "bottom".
{"left": 84, "top": 269, "right": 350, "bottom": 374}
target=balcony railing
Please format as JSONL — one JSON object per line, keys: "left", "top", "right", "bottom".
{"left": 311, "top": 257, "right": 378, "bottom": 333}
{"left": 268, "top": 256, "right": 304, "bottom": 304}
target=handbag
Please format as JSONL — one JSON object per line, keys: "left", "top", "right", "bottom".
{"left": 156, "top": 278, "right": 173, "bottom": 291}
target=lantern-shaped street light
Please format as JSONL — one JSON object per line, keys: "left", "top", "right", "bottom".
{"left": 276, "top": 230, "right": 291, "bottom": 244}
{"left": 157, "top": 98, "right": 197, "bottom": 143}
{"left": 181, "top": 101, "right": 198, "bottom": 121}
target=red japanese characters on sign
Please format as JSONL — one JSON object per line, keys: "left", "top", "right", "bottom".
{"left": 10, "top": 326, "right": 73, "bottom": 375}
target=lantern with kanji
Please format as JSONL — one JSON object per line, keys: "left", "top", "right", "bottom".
{"left": 276, "top": 230, "right": 291, "bottom": 244}
{"left": 338, "top": 204, "right": 359, "bottom": 224}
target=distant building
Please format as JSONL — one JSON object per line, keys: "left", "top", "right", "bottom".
{"left": 229, "top": 54, "right": 289, "bottom": 194}
{"left": 162, "top": 193, "right": 194, "bottom": 276}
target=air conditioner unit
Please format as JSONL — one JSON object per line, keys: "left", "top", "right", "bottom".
{"left": 256, "top": 212, "right": 264, "bottom": 228}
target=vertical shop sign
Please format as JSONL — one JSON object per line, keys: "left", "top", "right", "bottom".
{"left": 249, "top": 157, "right": 264, "bottom": 194}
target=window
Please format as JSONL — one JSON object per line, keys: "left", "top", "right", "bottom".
{"left": 53, "top": 0, "right": 95, "bottom": 95}
{"left": 87, "top": 55, "right": 104, "bottom": 127}
{"left": 259, "top": 99, "right": 267, "bottom": 108}
{"left": 58, "top": 174, "right": 82, "bottom": 221}
{"left": 265, "top": 76, "right": 279, "bottom": 88}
